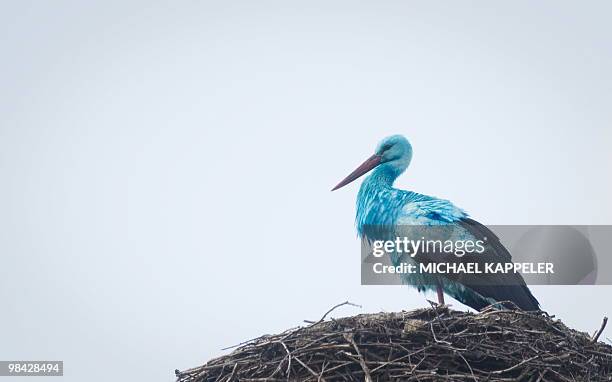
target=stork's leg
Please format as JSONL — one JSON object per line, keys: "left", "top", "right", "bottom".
{"left": 436, "top": 283, "right": 445, "bottom": 305}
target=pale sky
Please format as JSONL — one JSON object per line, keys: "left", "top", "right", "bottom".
{"left": 1, "top": 1, "right": 611, "bottom": 381}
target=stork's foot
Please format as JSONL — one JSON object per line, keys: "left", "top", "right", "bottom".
{"left": 426, "top": 299, "right": 448, "bottom": 308}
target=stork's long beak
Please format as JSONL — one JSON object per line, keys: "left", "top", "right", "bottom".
{"left": 332, "top": 154, "right": 382, "bottom": 191}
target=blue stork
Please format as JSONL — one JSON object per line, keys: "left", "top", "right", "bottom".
{"left": 332, "top": 135, "right": 539, "bottom": 311}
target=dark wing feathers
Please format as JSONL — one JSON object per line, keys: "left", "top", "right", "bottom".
{"left": 456, "top": 218, "right": 540, "bottom": 311}
{"left": 411, "top": 218, "right": 540, "bottom": 311}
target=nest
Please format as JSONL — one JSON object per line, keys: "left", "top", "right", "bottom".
{"left": 176, "top": 303, "right": 612, "bottom": 381}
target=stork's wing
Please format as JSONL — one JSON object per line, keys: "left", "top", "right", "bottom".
{"left": 452, "top": 218, "right": 540, "bottom": 310}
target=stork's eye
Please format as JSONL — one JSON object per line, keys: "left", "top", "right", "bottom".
{"left": 381, "top": 144, "right": 392, "bottom": 152}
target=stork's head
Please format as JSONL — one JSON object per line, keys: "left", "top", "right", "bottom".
{"left": 332, "top": 135, "right": 412, "bottom": 191}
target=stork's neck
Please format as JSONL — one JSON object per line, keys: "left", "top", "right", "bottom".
{"left": 366, "top": 163, "right": 404, "bottom": 187}
{"left": 355, "top": 164, "right": 406, "bottom": 235}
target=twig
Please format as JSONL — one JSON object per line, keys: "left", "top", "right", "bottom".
{"left": 429, "top": 322, "right": 452, "bottom": 345}
{"left": 305, "top": 301, "right": 362, "bottom": 325}
{"left": 489, "top": 355, "right": 540, "bottom": 374}
{"left": 344, "top": 333, "right": 373, "bottom": 382}
{"left": 226, "top": 363, "right": 239, "bottom": 382}
{"left": 294, "top": 356, "right": 326, "bottom": 382}
{"left": 592, "top": 317, "right": 608, "bottom": 343}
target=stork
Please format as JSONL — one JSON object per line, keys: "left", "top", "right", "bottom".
{"left": 332, "top": 135, "right": 539, "bottom": 311}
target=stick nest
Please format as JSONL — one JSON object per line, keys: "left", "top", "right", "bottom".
{"left": 176, "top": 305, "right": 612, "bottom": 381}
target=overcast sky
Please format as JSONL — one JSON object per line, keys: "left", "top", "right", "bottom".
{"left": 1, "top": 1, "right": 611, "bottom": 381}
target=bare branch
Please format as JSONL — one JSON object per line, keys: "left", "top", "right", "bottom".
{"left": 592, "top": 316, "right": 609, "bottom": 343}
